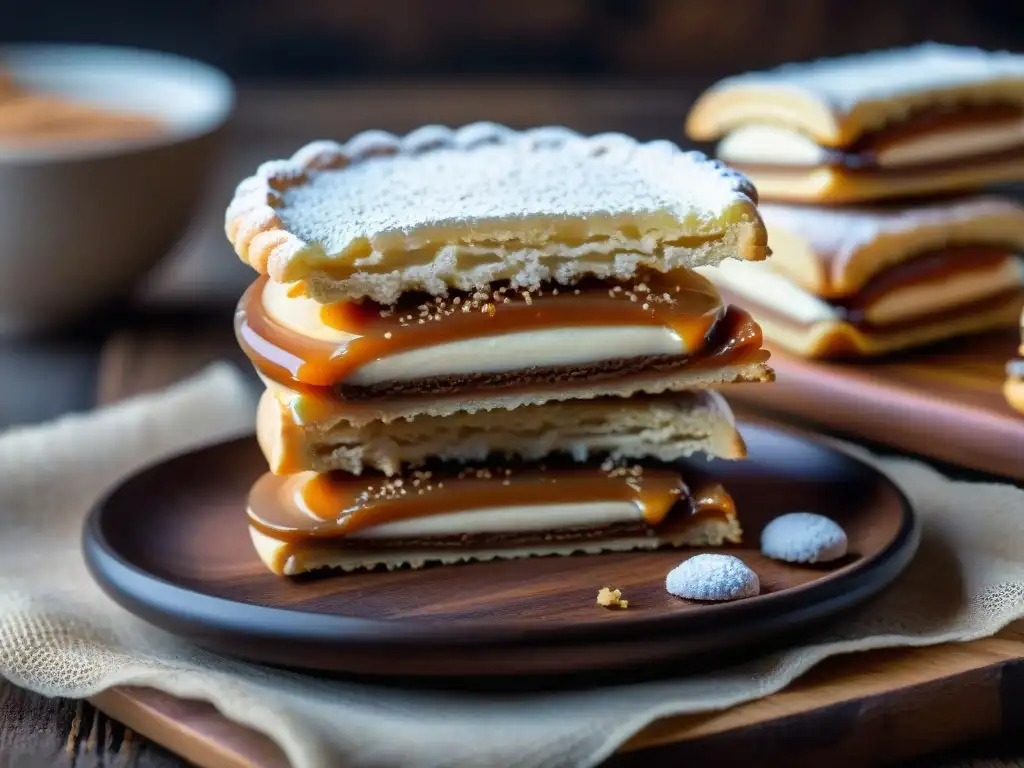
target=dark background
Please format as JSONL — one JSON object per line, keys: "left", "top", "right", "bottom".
{"left": 2, "top": 0, "right": 1023, "bottom": 81}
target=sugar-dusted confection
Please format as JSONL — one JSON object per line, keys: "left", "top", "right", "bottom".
{"left": 247, "top": 462, "right": 742, "bottom": 576}
{"left": 688, "top": 44, "right": 1024, "bottom": 149}
{"left": 664, "top": 554, "right": 759, "bottom": 602}
{"left": 700, "top": 197, "right": 1024, "bottom": 358}
{"left": 227, "top": 121, "right": 774, "bottom": 579}
{"left": 241, "top": 267, "right": 773, "bottom": 413}
{"left": 225, "top": 123, "right": 767, "bottom": 303}
{"left": 257, "top": 387, "right": 746, "bottom": 476}
{"left": 760, "top": 512, "right": 848, "bottom": 564}
{"left": 705, "top": 258, "right": 1023, "bottom": 358}
{"left": 687, "top": 44, "right": 1024, "bottom": 203}
{"left": 758, "top": 197, "right": 1024, "bottom": 298}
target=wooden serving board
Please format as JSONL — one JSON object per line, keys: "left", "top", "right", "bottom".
{"left": 728, "top": 330, "right": 1024, "bottom": 482}
{"left": 84, "top": 326, "right": 1024, "bottom": 767}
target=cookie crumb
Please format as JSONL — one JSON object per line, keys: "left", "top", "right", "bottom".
{"left": 596, "top": 587, "right": 628, "bottom": 609}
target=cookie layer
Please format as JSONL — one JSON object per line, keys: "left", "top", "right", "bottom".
{"left": 717, "top": 283, "right": 1023, "bottom": 358}
{"left": 687, "top": 43, "right": 1024, "bottom": 147}
{"left": 225, "top": 123, "right": 767, "bottom": 302}
{"left": 256, "top": 387, "right": 745, "bottom": 476}
{"left": 756, "top": 196, "right": 1024, "bottom": 297}
{"left": 721, "top": 151, "right": 1024, "bottom": 204}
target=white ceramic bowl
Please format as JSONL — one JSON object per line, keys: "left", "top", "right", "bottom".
{"left": 0, "top": 45, "right": 235, "bottom": 335}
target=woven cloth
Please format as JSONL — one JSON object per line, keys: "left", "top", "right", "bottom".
{"left": 1, "top": 362, "right": 1023, "bottom": 768}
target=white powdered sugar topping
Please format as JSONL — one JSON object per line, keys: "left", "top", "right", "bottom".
{"left": 665, "top": 554, "right": 760, "bottom": 602}
{"left": 760, "top": 195, "right": 1024, "bottom": 259}
{"left": 761, "top": 513, "right": 848, "bottom": 564}
{"left": 228, "top": 123, "right": 756, "bottom": 261}
{"left": 715, "top": 43, "right": 1024, "bottom": 113}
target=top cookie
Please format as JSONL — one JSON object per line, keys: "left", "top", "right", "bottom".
{"left": 225, "top": 123, "right": 766, "bottom": 304}
{"left": 687, "top": 43, "right": 1024, "bottom": 147}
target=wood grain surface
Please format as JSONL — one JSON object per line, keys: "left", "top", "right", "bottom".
{"left": 728, "top": 331, "right": 1024, "bottom": 482}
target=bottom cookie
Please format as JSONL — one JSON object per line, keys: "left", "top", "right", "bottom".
{"left": 247, "top": 459, "right": 741, "bottom": 576}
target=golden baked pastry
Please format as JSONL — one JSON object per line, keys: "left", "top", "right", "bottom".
{"left": 687, "top": 44, "right": 1024, "bottom": 203}
{"left": 226, "top": 123, "right": 767, "bottom": 303}
{"left": 700, "top": 196, "right": 1024, "bottom": 358}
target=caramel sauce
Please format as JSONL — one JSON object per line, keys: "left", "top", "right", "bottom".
{"left": 0, "top": 71, "right": 164, "bottom": 147}
{"left": 253, "top": 304, "right": 766, "bottom": 424}
{"left": 237, "top": 271, "right": 725, "bottom": 387}
{"left": 248, "top": 462, "right": 734, "bottom": 543}
{"left": 830, "top": 246, "right": 1014, "bottom": 323}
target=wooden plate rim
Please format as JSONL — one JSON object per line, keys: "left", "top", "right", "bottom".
{"left": 82, "top": 424, "right": 920, "bottom": 649}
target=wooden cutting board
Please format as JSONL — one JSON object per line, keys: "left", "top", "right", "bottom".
{"left": 723, "top": 330, "right": 1023, "bottom": 482}
{"left": 87, "top": 326, "right": 1024, "bottom": 768}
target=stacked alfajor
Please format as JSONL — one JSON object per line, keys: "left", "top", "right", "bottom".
{"left": 225, "top": 123, "right": 773, "bottom": 576}
{"left": 687, "top": 44, "right": 1024, "bottom": 360}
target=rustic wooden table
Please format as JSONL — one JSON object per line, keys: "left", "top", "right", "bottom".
{"left": 3, "top": 82, "right": 1024, "bottom": 767}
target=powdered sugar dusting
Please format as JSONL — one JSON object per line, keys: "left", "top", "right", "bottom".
{"left": 278, "top": 128, "right": 752, "bottom": 257}
{"left": 761, "top": 195, "right": 1024, "bottom": 263}
{"left": 665, "top": 554, "right": 760, "bottom": 602}
{"left": 224, "top": 123, "right": 761, "bottom": 287}
{"left": 761, "top": 512, "right": 848, "bottom": 564}
{"left": 714, "top": 43, "right": 1024, "bottom": 113}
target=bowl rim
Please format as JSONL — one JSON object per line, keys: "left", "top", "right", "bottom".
{"left": 0, "top": 43, "right": 236, "bottom": 164}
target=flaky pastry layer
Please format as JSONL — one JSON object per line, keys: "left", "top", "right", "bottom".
{"left": 261, "top": 356, "right": 773, "bottom": 428}
{"left": 687, "top": 43, "right": 1024, "bottom": 147}
{"left": 726, "top": 153, "right": 1024, "bottom": 205}
{"left": 249, "top": 517, "right": 742, "bottom": 577}
{"left": 225, "top": 123, "right": 766, "bottom": 303}
{"left": 257, "top": 388, "right": 745, "bottom": 476}
{"left": 737, "top": 292, "right": 1023, "bottom": 358}
{"left": 758, "top": 196, "right": 1024, "bottom": 297}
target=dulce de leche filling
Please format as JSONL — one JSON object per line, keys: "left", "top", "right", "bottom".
{"left": 829, "top": 245, "right": 1019, "bottom": 325}
{"left": 248, "top": 461, "right": 735, "bottom": 545}
{"left": 237, "top": 270, "right": 729, "bottom": 388}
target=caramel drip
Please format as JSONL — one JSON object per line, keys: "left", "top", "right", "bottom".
{"left": 830, "top": 246, "right": 1014, "bottom": 322}
{"left": 247, "top": 464, "right": 733, "bottom": 543}
{"left": 237, "top": 272, "right": 724, "bottom": 387}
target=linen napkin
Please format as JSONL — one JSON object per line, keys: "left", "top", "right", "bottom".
{"left": 1, "top": 361, "right": 1023, "bottom": 768}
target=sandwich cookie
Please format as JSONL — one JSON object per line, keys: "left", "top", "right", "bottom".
{"left": 249, "top": 461, "right": 741, "bottom": 576}
{"left": 687, "top": 44, "right": 1024, "bottom": 203}
{"left": 227, "top": 123, "right": 775, "bottom": 577}
{"left": 700, "top": 197, "right": 1024, "bottom": 357}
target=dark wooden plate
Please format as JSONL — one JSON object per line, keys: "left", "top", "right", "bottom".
{"left": 82, "top": 424, "right": 918, "bottom": 680}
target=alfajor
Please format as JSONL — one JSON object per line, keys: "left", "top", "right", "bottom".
{"left": 227, "top": 123, "right": 773, "bottom": 576}
{"left": 687, "top": 44, "right": 1024, "bottom": 204}
{"left": 702, "top": 196, "right": 1024, "bottom": 357}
